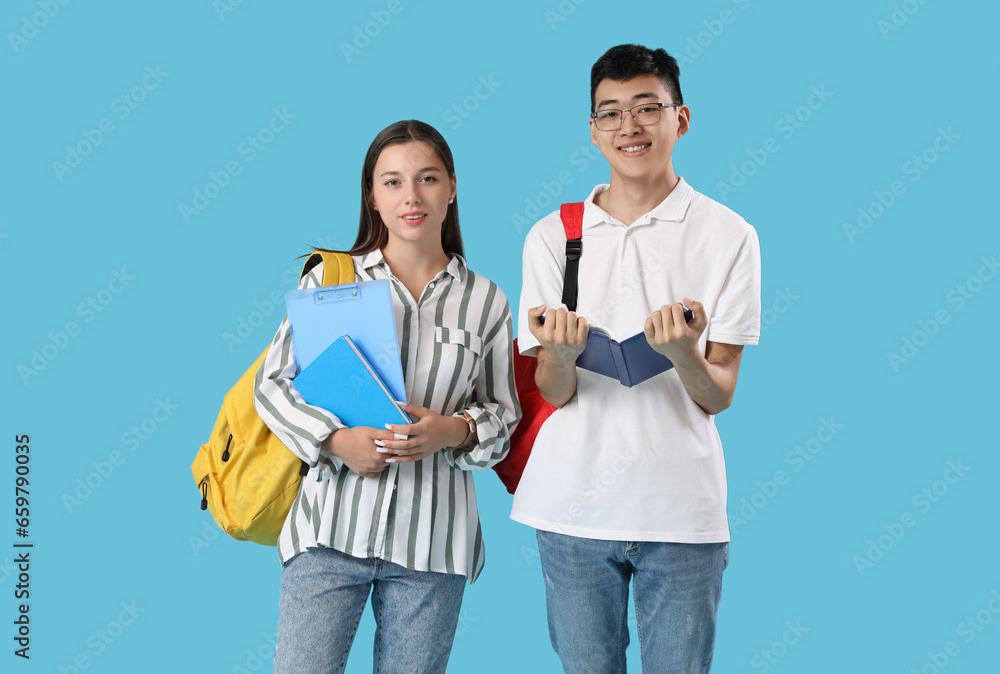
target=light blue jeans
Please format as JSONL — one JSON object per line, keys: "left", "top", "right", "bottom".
{"left": 274, "top": 546, "right": 466, "bottom": 674}
{"left": 536, "top": 530, "right": 728, "bottom": 674}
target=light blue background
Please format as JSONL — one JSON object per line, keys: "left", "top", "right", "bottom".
{"left": 3, "top": 1, "right": 998, "bottom": 672}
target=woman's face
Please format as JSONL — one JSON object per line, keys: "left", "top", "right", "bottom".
{"left": 370, "top": 140, "right": 456, "bottom": 251}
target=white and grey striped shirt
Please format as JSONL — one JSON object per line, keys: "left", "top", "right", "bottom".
{"left": 254, "top": 250, "right": 519, "bottom": 582}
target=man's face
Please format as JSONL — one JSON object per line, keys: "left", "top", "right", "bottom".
{"left": 589, "top": 73, "right": 690, "bottom": 183}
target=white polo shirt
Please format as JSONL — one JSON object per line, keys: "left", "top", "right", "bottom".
{"left": 512, "top": 178, "right": 761, "bottom": 542}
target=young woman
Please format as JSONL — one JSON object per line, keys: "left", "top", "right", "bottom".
{"left": 253, "top": 120, "right": 519, "bottom": 673}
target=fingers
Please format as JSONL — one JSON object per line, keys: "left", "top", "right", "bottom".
{"left": 650, "top": 307, "right": 665, "bottom": 335}
{"left": 378, "top": 444, "right": 424, "bottom": 457}
{"left": 376, "top": 430, "right": 438, "bottom": 457}
{"left": 551, "top": 307, "right": 565, "bottom": 338}
{"left": 683, "top": 298, "right": 708, "bottom": 330}
{"left": 652, "top": 302, "right": 697, "bottom": 333}
{"left": 397, "top": 403, "right": 425, "bottom": 417}
{"left": 527, "top": 303, "right": 548, "bottom": 321}
{"left": 546, "top": 309, "right": 585, "bottom": 344}
{"left": 383, "top": 421, "right": 415, "bottom": 438}
{"left": 682, "top": 297, "right": 703, "bottom": 313}
{"left": 645, "top": 303, "right": 688, "bottom": 347}
{"left": 526, "top": 304, "right": 548, "bottom": 338}
{"left": 384, "top": 450, "right": 434, "bottom": 464}
{"left": 669, "top": 302, "right": 689, "bottom": 328}
{"left": 643, "top": 315, "right": 655, "bottom": 340}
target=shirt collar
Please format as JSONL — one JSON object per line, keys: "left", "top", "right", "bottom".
{"left": 582, "top": 177, "right": 694, "bottom": 228}
{"left": 359, "top": 249, "right": 467, "bottom": 283}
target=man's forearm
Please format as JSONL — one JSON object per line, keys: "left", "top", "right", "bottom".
{"left": 535, "top": 347, "right": 579, "bottom": 408}
{"left": 670, "top": 344, "right": 742, "bottom": 415}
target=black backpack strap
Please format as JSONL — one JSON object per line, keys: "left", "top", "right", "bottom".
{"left": 559, "top": 203, "right": 585, "bottom": 312}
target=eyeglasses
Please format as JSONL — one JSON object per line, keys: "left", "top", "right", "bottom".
{"left": 590, "top": 102, "right": 680, "bottom": 131}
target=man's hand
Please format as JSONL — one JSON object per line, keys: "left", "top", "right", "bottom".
{"left": 527, "top": 304, "right": 590, "bottom": 365}
{"left": 323, "top": 426, "right": 396, "bottom": 479}
{"left": 376, "top": 404, "right": 471, "bottom": 463}
{"left": 528, "top": 304, "right": 589, "bottom": 407}
{"left": 643, "top": 298, "right": 708, "bottom": 367}
{"left": 644, "top": 297, "right": 743, "bottom": 415}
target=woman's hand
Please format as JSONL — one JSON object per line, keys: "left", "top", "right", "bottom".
{"left": 323, "top": 426, "right": 396, "bottom": 479}
{"left": 377, "top": 404, "right": 472, "bottom": 463}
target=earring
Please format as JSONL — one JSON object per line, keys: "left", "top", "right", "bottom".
{"left": 448, "top": 198, "right": 454, "bottom": 204}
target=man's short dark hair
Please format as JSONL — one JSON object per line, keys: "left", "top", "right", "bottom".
{"left": 590, "top": 44, "right": 683, "bottom": 112}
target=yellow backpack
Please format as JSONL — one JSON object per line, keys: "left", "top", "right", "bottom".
{"left": 191, "top": 250, "right": 355, "bottom": 545}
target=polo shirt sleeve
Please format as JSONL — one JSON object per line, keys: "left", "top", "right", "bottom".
{"left": 706, "top": 224, "right": 762, "bottom": 346}
{"left": 518, "top": 215, "right": 566, "bottom": 357}
{"left": 253, "top": 261, "right": 346, "bottom": 480}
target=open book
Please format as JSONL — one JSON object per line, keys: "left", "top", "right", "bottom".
{"left": 576, "top": 309, "right": 694, "bottom": 388}
{"left": 293, "top": 335, "right": 411, "bottom": 428}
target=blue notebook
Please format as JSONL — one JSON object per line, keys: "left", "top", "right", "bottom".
{"left": 575, "top": 309, "right": 694, "bottom": 388}
{"left": 293, "top": 335, "right": 411, "bottom": 428}
{"left": 285, "top": 279, "right": 406, "bottom": 403}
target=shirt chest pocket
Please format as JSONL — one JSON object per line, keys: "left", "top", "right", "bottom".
{"left": 432, "top": 327, "right": 485, "bottom": 401}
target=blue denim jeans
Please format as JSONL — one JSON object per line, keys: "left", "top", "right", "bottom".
{"left": 536, "top": 530, "right": 728, "bottom": 674}
{"left": 274, "top": 546, "right": 466, "bottom": 674}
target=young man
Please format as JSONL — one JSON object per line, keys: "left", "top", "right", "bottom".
{"left": 513, "top": 44, "right": 761, "bottom": 673}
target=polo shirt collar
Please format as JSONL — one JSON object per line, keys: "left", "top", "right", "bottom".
{"left": 359, "top": 249, "right": 467, "bottom": 282}
{"left": 582, "top": 177, "right": 694, "bottom": 228}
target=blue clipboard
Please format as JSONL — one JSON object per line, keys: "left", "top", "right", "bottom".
{"left": 285, "top": 279, "right": 406, "bottom": 403}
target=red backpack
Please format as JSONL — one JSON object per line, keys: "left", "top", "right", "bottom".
{"left": 494, "top": 203, "right": 584, "bottom": 494}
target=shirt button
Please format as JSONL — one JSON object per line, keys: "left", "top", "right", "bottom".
{"left": 624, "top": 250, "right": 631, "bottom": 256}
{"left": 429, "top": 282, "right": 435, "bottom": 288}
